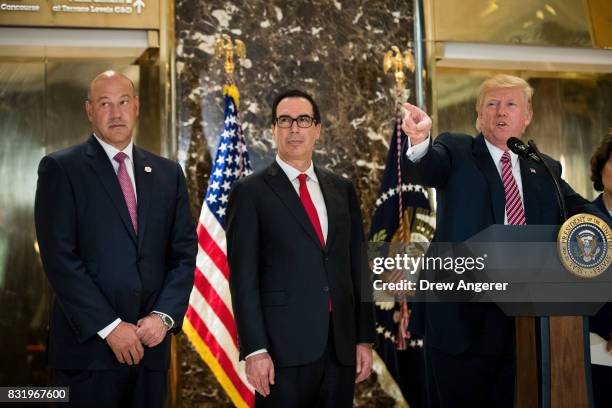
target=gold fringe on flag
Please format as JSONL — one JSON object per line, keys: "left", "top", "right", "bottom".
{"left": 224, "top": 84, "right": 240, "bottom": 108}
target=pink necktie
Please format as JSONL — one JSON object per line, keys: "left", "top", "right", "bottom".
{"left": 501, "top": 151, "right": 526, "bottom": 225}
{"left": 298, "top": 173, "right": 325, "bottom": 247}
{"left": 114, "top": 152, "right": 138, "bottom": 233}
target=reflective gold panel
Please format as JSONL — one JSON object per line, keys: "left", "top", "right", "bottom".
{"left": 587, "top": 0, "right": 612, "bottom": 48}
{"left": 431, "top": 0, "right": 593, "bottom": 47}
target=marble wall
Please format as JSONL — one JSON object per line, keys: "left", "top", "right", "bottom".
{"left": 175, "top": 0, "right": 415, "bottom": 406}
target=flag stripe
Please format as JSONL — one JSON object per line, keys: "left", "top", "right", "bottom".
{"left": 193, "top": 265, "right": 239, "bottom": 348}
{"left": 183, "top": 318, "right": 253, "bottom": 408}
{"left": 197, "top": 222, "right": 230, "bottom": 280}
{"left": 200, "top": 204, "right": 228, "bottom": 255}
{"left": 185, "top": 305, "right": 254, "bottom": 404}
{"left": 195, "top": 250, "right": 233, "bottom": 311}
{"left": 188, "top": 284, "right": 241, "bottom": 370}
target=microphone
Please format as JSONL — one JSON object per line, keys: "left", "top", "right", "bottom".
{"left": 506, "top": 137, "right": 542, "bottom": 163}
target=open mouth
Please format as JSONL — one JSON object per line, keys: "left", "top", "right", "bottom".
{"left": 496, "top": 121, "right": 508, "bottom": 128}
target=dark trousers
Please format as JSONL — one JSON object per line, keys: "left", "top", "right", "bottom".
{"left": 592, "top": 364, "right": 612, "bottom": 408}
{"left": 55, "top": 365, "right": 167, "bottom": 408}
{"left": 424, "top": 346, "right": 515, "bottom": 408}
{"left": 255, "top": 318, "right": 356, "bottom": 408}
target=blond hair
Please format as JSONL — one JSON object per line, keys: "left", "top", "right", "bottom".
{"left": 475, "top": 74, "right": 534, "bottom": 132}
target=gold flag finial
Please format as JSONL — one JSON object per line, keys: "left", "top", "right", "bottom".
{"left": 383, "top": 45, "right": 415, "bottom": 90}
{"left": 214, "top": 34, "right": 246, "bottom": 82}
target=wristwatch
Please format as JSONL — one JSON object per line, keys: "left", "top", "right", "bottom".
{"left": 151, "top": 312, "right": 173, "bottom": 330}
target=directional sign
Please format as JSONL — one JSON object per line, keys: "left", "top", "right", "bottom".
{"left": 0, "top": 0, "right": 160, "bottom": 29}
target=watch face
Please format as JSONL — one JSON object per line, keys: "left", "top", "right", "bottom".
{"left": 154, "top": 313, "right": 172, "bottom": 329}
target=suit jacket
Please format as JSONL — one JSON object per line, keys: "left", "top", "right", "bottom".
{"left": 226, "top": 161, "right": 375, "bottom": 367}
{"left": 404, "top": 132, "right": 603, "bottom": 355}
{"left": 34, "top": 135, "right": 197, "bottom": 370}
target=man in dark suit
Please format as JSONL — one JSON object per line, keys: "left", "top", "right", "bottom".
{"left": 226, "top": 89, "right": 375, "bottom": 407}
{"left": 401, "top": 74, "right": 602, "bottom": 407}
{"left": 34, "top": 71, "right": 197, "bottom": 407}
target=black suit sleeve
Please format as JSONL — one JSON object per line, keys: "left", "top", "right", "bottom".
{"left": 153, "top": 163, "right": 197, "bottom": 330}
{"left": 226, "top": 181, "right": 268, "bottom": 358}
{"left": 34, "top": 156, "right": 117, "bottom": 342}
{"left": 348, "top": 183, "right": 376, "bottom": 344}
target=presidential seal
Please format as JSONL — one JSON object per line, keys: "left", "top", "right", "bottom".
{"left": 558, "top": 213, "right": 612, "bottom": 278}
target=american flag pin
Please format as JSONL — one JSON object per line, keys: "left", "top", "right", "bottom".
{"left": 144, "top": 166, "right": 152, "bottom": 173}
{"left": 530, "top": 168, "right": 536, "bottom": 174}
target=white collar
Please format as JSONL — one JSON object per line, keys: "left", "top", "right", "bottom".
{"left": 93, "top": 133, "right": 134, "bottom": 163}
{"left": 484, "top": 137, "right": 519, "bottom": 168}
{"left": 275, "top": 155, "right": 318, "bottom": 183}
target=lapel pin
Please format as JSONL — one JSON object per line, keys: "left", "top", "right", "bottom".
{"left": 530, "top": 168, "right": 536, "bottom": 174}
{"left": 144, "top": 166, "right": 152, "bottom": 173}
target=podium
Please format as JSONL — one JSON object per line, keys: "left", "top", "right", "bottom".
{"left": 465, "top": 225, "right": 612, "bottom": 408}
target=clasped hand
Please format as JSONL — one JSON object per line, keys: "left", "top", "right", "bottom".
{"left": 105, "top": 315, "right": 169, "bottom": 365}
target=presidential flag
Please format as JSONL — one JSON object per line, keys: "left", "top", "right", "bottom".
{"left": 369, "top": 120, "right": 434, "bottom": 408}
{"left": 183, "top": 84, "right": 255, "bottom": 408}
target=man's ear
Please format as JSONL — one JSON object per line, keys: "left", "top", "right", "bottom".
{"left": 85, "top": 100, "right": 93, "bottom": 122}
{"left": 134, "top": 95, "right": 140, "bottom": 118}
{"left": 314, "top": 123, "right": 321, "bottom": 141}
{"left": 524, "top": 109, "right": 533, "bottom": 128}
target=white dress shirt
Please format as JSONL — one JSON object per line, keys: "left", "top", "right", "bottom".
{"left": 94, "top": 134, "right": 137, "bottom": 202}
{"left": 245, "top": 155, "right": 329, "bottom": 359}
{"left": 405, "top": 134, "right": 525, "bottom": 225}
{"left": 93, "top": 134, "right": 174, "bottom": 339}
{"left": 275, "top": 155, "right": 328, "bottom": 242}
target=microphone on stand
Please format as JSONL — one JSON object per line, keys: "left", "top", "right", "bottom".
{"left": 506, "top": 137, "right": 542, "bottom": 164}
{"left": 506, "top": 137, "right": 567, "bottom": 221}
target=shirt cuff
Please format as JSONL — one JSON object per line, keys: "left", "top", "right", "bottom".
{"left": 98, "top": 318, "right": 121, "bottom": 339}
{"left": 152, "top": 310, "right": 175, "bottom": 328}
{"left": 405, "top": 133, "right": 431, "bottom": 162}
{"left": 245, "top": 348, "right": 268, "bottom": 359}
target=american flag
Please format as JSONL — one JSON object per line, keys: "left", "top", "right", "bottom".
{"left": 183, "top": 84, "right": 255, "bottom": 408}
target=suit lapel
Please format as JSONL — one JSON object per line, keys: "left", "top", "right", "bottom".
{"left": 85, "top": 135, "right": 137, "bottom": 245}
{"left": 519, "top": 157, "right": 541, "bottom": 224}
{"left": 133, "top": 147, "right": 152, "bottom": 249}
{"left": 264, "top": 162, "right": 323, "bottom": 249}
{"left": 315, "top": 166, "right": 340, "bottom": 252}
{"left": 472, "top": 134, "right": 505, "bottom": 224}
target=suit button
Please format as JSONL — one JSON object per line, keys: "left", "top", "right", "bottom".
{"left": 324, "top": 256, "right": 329, "bottom": 261}
{"left": 323, "top": 286, "right": 329, "bottom": 292}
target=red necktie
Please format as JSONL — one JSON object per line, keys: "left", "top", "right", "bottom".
{"left": 298, "top": 173, "right": 331, "bottom": 311}
{"left": 298, "top": 173, "right": 325, "bottom": 247}
{"left": 501, "top": 151, "right": 526, "bottom": 225}
{"left": 114, "top": 152, "right": 138, "bottom": 233}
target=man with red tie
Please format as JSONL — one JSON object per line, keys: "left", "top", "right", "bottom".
{"left": 35, "top": 71, "right": 197, "bottom": 407}
{"left": 226, "top": 90, "right": 375, "bottom": 407}
{"left": 401, "top": 75, "right": 602, "bottom": 407}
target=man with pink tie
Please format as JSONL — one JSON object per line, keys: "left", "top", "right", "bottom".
{"left": 35, "top": 71, "right": 197, "bottom": 407}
